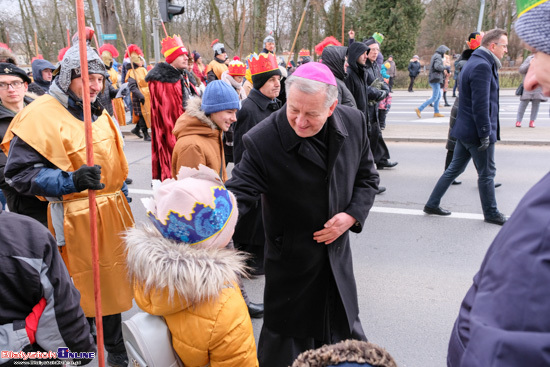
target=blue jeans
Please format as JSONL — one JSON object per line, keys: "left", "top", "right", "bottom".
{"left": 418, "top": 82, "right": 441, "bottom": 113}
{"left": 426, "top": 139, "right": 499, "bottom": 219}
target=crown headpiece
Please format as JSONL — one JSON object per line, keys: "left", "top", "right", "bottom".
{"left": 228, "top": 59, "right": 246, "bottom": 76}
{"left": 467, "top": 34, "right": 483, "bottom": 50}
{"left": 248, "top": 53, "right": 279, "bottom": 76}
{"left": 299, "top": 49, "right": 310, "bottom": 57}
{"left": 161, "top": 35, "right": 187, "bottom": 58}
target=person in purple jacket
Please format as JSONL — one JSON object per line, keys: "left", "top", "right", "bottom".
{"left": 447, "top": 2, "right": 550, "bottom": 365}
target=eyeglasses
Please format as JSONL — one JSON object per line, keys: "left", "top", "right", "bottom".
{"left": 0, "top": 81, "right": 25, "bottom": 90}
{"left": 493, "top": 43, "right": 508, "bottom": 48}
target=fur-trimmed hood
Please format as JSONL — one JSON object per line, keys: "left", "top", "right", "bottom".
{"left": 145, "top": 61, "right": 183, "bottom": 84}
{"left": 172, "top": 96, "right": 218, "bottom": 139}
{"left": 125, "top": 224, "right": 248, "bottom": 312}
{"left": 291, "top": 340, "right": 397, "bottom": 367}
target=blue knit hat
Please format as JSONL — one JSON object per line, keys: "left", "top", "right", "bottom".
{"left": 201, "top": 80, "right": 241, "bottom": 115}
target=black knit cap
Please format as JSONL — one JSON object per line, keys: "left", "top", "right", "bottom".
{"left": 252, "top": 68, "right": 282, "bottom": 90}
{"left": 0, "top": 62, "right": 31, "bottom": 84}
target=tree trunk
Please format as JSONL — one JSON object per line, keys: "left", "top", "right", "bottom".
{"left": 25, "top": 0, "right": 51, "bottom": 60}
{"left": 139, "top": 0, "right": 149, "bottom": 62}
{"left": 52, "top": 0, "right": 66, "bottom": 48}
{"left": 209, "top": 0, "right": 225, "bottom": 44}
{"left": 18, "top": 0, "right": 33, "bottom": 61}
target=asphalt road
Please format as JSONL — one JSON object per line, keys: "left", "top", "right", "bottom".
{"left": 99, "top": 131, "right": 549, "bottom": 367}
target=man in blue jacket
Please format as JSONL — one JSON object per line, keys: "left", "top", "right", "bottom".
{"left": 447, "top": 3, "right": 550, "bottom": 365}
{"left": 423, "top": 28, "right": 508, "bottom": 225}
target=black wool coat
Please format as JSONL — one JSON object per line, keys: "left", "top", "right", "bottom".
{"left": 345, "top": 42, "right": 370, "bottom": 120}
{"left": 226, "top": 104, "right": 379, "bottom": 339}
{"left": 232, "top": 88, "right": 280, "bottom": 246}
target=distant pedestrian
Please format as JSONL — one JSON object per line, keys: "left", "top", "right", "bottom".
{"left": 207, "top": 39, "right": 228, "bottom": 81}
{"left": 408, "top": 55, "right": 421, "bottom": 92}
{"left": 515, "top": 55, "right": 547, "bottom": 127}
{"left": 385, "top": 55, "right": 396, "bottom": 92}
{"left": 27, "top": 59, "right": 55, "bottom": 96}
{"left": 415, "top": 45, "right": 449, "bottom": 118}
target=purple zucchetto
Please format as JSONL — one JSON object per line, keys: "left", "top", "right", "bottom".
{"left": 291, "top": 62, "right": 337, "bottom": 86}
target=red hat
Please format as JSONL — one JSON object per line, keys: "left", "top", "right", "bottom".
{"left": 314, "top": 36, "right": 342, "bottom": 56}
{"left": 228, "top": 59, "right": 246, "bottom": 76}
{"left": 248, "top": 53, "right": 279, "bottom": 76}
{"left": 161, "top": 35, "right": 188, "bottom": 64}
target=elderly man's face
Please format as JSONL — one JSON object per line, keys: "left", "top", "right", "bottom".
{"left": 69, "top": 73, "right": 104, "bottom": 102}
{"left": 524, "top": 50, "right": 550, "bottom": 96}
{"left": 0, "top": 75, "right": 28, "bottom": 105}
{"left": 286, "top": 84, "right": 338, "bottom": 138}
{"left": 368, "top": 43, "right": 379, "bottom": 62}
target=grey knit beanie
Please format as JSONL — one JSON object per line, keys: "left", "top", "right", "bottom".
{"left": 515, "top": 0, "right": 550, "bottom": 55}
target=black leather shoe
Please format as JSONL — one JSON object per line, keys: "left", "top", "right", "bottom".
{"left": 107, "top": 352, "right": 129, "bottom": 367}
{"left": 484, "top": 212, "right": 507, "bottom": 225}
{"left": 423, "top": 205, "right": 451, "bottom": 216}
{"left": 452, "top": 180, "right": 462, "bottom": 185}
{"left": 376, "top": 186, "right": 386, "bottom": 194}
{"left": 131, "top": 127, "right": 142, "bottom": 138}
{"left": 377, "top": 161, "right": 398, "bottom": 169}
{"left": 495, "top": 183, "right": 502, "bottom": 188}
{"left": 248, "top": 303, "right": 264, "bottom": 318}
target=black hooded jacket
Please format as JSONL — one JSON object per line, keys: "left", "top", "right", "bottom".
{"left": 28, "top": 59, "right": 55, "bottom": 96}
{"left": 345, "top": 42, "right": 370, "bottom": 120}
{"left": 322, "top": 46, "right": 356, "bottom": 108}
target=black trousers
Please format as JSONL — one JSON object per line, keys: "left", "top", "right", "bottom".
{"left": 87, "top": 313, "right": 126, "bottom": 354}
{"left": 408, "top": 76, "right": 416, "bottom": 92}
{"left": 258, "top": 272, "right": 366, "bottom": 367}
{"left": 389, "top": 76, "right": 394, "bottom": 91}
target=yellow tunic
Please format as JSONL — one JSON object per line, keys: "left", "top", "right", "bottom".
{"left": 207, "top": 60, "right": 228, "bottom": 80}
{"left": 2, "top": 95, "right": 135, "bottom": 317}
{"left": 107, "top": 67, "right": 127, "bottom": 126}
{"left": 125, "top": 67, "right": 151, "bottom": 128}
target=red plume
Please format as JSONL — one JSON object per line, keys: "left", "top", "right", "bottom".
{"left": 99, "top": 43, "right": 119, "bottom": 58}
{"left": 211, "top": 39, "right": 219, "bottom": 47}
{"left": 0, "top": 43, "right": 12, "bottom": 52}
{"left": 124, "top": 44, "right": 144, "bottom": 58}
{"left": 57, "top": 47, "right": 70, "bottom": 61}
{"left": 314, "top": 36, "right": 342, "bottom": 56}
{"left": 71, "top": 26, "right": 95, "bottom": 45}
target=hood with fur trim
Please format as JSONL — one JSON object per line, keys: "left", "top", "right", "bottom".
{"left": 291, "top": 339, "right": 397, "bottom": 367}
{"left": 172, "top": 96, "right": 218, "bottom": 139}
{"left": 145, "top": 61, "right": 183, "bottom": 84}
{"left": 125, "top": 224, "right": 248, "bottom": 313}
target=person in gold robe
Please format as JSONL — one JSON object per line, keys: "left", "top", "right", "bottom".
{"left": 124, "top": 44, "right": 151, "bottom": 141}
{"left": 99, "top": 43, "right": 127, "bottom": 127}
{"left": 2, "top": 40, "right": 134, "bottom": 367}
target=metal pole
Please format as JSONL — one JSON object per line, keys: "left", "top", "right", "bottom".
{"left": 90, "top": 0, "right": 104, "bottom": 46}
{"left": 152, "top": 18, "right": 161, "bottom": 63}
{"left": 74, "top": 0, "right": 105, "bottom": 366}
{"left": 477, "top": 0, "right": 485, "bottom": 32}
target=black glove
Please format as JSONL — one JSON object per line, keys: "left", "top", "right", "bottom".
{"left": 120, "top": 88, "right": 129, "bottom": 97}
{"left": 139, "top": 96, "right": 145, "bottom": 104}
{"left": 72, "top": 165, "right": 105, "bottom": 192}
{"left": 478, "top": 136, "right": 490, "bottom": 151}
{"left": 377, "top": 90, "right": 388, "bottom": 102}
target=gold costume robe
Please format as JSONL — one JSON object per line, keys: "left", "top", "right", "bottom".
{"left": 2, "top": 95, "right": 135, "bottom": 317}
{"left": 125, "top": 67, "right": 151, "bottom": 128}
{"left": 107, "top": 67, "right": 127, "bottom": 126}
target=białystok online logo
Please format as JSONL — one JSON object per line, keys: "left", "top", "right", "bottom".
{"left": 1, "top": 348, "right": 95, "bottom": 361}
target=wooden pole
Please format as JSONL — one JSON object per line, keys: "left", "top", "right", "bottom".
{"left": 75, "top": 1, "right": 105, "bottom": 366}
{"left": 287, "top": 0, "right": 310, "bottom": 67}
{"left": 341, "top": 5, "right": 345, "bottom": 45}
{"left": 33, "top": 30, "right": 39, "bottom": 56}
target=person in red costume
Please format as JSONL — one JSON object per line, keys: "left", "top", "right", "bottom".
{"left": 145, "top": 35, "right": 197, "bottom": 180}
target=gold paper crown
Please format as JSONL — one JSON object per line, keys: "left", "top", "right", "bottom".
{"left": 161, "top": 35, "right": 186, "bottom": 58}
{"left": 228, "top": 60, "right": 246, "bottom": 76}
{"left": 248, "top": 53, "right": 279, "bottom": 76}
{"left": 299, "top": 49, "right": 310, "bottom": 57}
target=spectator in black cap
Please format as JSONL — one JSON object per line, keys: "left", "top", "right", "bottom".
{"left": 0, "top": 62, "right": 48, "bottom": 224}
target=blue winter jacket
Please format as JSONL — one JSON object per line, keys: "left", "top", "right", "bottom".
{"left": 451, "top": 47, "right": 500, "bottom": 144}
{"left": 447, "top": 171, "right": 550, "bottom": 366}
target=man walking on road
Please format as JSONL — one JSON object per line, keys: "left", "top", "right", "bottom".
{"left": 415, "top": 45, "right": 449, "bottom": 118}
{"left": 423, "top": 28, "right": 508, "bottom": 226}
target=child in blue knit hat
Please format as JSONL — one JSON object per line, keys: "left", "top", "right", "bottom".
{"left": 171, "top": 80, "right": 241, "bottom": 181}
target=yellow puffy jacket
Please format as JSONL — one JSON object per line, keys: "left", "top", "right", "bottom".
{"left": 125, "top": 225, "right": 258, "bottom": 367}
